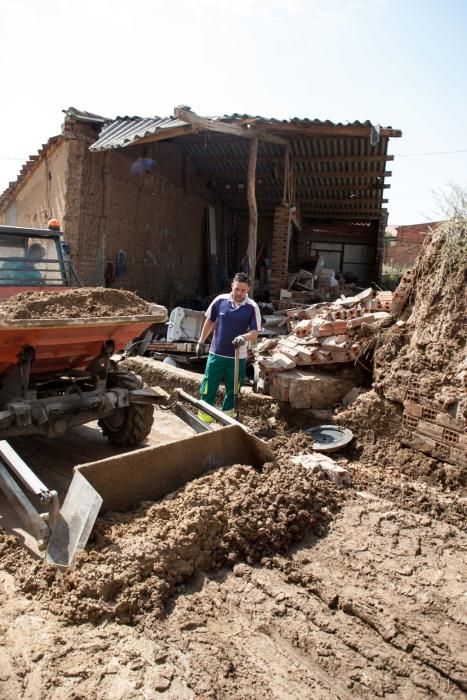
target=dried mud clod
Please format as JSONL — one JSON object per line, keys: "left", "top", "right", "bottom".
{"left": 3, "top": 460, "right": 342, "bottom": 627}
{"left": 0, "top": 287, "right": 151, "bottom": 320}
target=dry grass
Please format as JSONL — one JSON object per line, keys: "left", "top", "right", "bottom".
{"left": 412, "top": 212, "right": 467, "bottom": 314}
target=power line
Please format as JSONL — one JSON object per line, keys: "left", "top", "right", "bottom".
{"left": 394, "top": 149, "right": 467, "bottom": 158}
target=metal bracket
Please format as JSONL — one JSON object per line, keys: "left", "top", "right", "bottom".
{"left": 110, "top": 388, "right": 129, "bottom": 408}
{"left": 8, "top": 402, "right": 32, "bottom": 427}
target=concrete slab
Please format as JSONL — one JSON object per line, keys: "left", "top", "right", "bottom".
{"left": 269, "top": 369, "right": 357, "bottom": 409}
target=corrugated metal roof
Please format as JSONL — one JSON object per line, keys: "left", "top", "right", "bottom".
{"left": 89, "top": 116, "right": 189, "bottom": 151}
{"left": 89, "top": 111, "right": 401, "bottom": 153}
{"left": 177, "top": 127, "right": 394, "bottom": 220}
{"left": 218, "top": 113, "right": 376, "bottom": 128}
{"left": 87, "top": 110, "right": 400, "bottom": 220}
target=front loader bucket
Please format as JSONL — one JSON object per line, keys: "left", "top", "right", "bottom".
{"left": 46, "top": 425, "right": 273, "bottom": 567}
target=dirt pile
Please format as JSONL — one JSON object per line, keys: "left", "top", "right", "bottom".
{"left": 4, "top": 455, "right": 341, "bottom": 627}
{"left": 336, "top": 217, "right": 466, "bottom": 476}
{"left": 0, "top": 287, "right": 152, "bottom": 320}
{"left": 374, "top": 219, "right": 466, "bottom": 401}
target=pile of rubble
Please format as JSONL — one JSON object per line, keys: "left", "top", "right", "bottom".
{"left": 254, "top": 288, "right": 394, "bottom": 408}
{"left": 337, "top": 215, "right": 467, "bottom": 472}
{"left": 258, "top": 287, "right": 395, "bottom": 370}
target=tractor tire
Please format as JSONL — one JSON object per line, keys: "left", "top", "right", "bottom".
{"left": 98, "top": 370, "right": 154, "bottom": 447}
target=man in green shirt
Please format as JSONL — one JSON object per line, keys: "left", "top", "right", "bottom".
{"left": 1, "top": 244, "right": 46, "bottom": 285}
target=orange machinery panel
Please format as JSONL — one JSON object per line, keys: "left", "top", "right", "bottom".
{"left": 0, "top": 317, "right": 155, "bottom": 377}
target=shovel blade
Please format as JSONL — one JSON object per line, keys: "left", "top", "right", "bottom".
{"left": 46, "top": 470, "right": 103, "bottom": 568}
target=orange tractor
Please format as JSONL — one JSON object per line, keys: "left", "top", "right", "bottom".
{"left": 0, "top": 223, "right": 167, "bottom": 445}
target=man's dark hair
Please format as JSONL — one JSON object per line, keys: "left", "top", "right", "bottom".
{"left": 233, "top": 272, "right": 250, "bottom": 285}
{"left": 27, "top": 244, "right": 46, "bottom": 260}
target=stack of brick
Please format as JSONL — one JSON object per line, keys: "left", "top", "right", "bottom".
{"left": 400, "top": 383, "right": 466, "bottom": 468}
{"left": 370, "top": 291, "right": 393, "bottom": 312}
{"left": 256, "top": 287, "right": 393, "bottom": 376}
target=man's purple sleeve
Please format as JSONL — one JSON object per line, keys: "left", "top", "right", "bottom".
{"left": 248, "top": 304, "right": 261, "bottom": 331}
{"left": 205, "top": 298, "right": 220, "bottom": 322}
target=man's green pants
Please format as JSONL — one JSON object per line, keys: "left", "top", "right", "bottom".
{"left": 199, "top": 353, "right": 246, "bottom": 422}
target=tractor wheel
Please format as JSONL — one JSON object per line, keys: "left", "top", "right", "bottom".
{"left": 99, "top": 370, "right": 153, "bottom": 447}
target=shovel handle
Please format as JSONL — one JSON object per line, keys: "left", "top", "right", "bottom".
{"left": 233, "top": 346, "right": 240, "bottom": 418}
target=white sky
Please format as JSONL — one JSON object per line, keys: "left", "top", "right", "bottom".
{"left": 1, "top": 0, "right": 466, "bottom": 224}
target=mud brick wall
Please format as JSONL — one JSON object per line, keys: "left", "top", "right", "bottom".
{"left": 269, "top": 205, "right": 291, "bottom": 299}
{"left": 384, "top": 222, "right": 441, "bottom": 268}
{"left": 0, "top": 139, "right": 68, "bottom": 228}
{"left": 63, "top": 125, "right": 219, "bottom": 307}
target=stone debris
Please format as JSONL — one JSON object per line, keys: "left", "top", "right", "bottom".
{"left": 290, "top": 452, "right": 352, "bottom": 486}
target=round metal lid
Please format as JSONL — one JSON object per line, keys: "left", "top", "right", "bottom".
{"left": 304, "top": 424, "right": 354, "bottom": 452}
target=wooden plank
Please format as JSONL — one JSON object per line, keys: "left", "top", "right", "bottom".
{"left": 192, "top": 154, "right": 395, "bottom": 164}
{"left": 256, "top": 124, "right": 402, "bottom": 139}
{"left": 246, "top": 138, "right": 259, "bottom": 285}
{"left": 282, "top": 145, "right": 290, "bottom": 204}
{"left": 294, "top": 183, "right": 390, "bottom": 191}
{"left": 174, "top": 107, "right": 289, "bottom": 146}
{"left": 297, "top": 198, "right": 388, "bottom": 206}
{"left": 132, "top": 124, "right": 196, "bottom": 145}
{"left": 294, "top": 170, "right": 392, "bottom": 178}
{"left": 301, "top": 211, "right": 386, "bottom": 220}
{"left": 197, "top": 168, "right": 392, "bottom": 180}
{"left": 197, "top": 168, "right": 392, "bottom": 185}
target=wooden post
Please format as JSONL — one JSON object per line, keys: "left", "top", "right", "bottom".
{"left": 282, "top": 145, "right": 290, "bottom": 204}
{"left": 246, "top": 137, "right": 258, "bottom": 291}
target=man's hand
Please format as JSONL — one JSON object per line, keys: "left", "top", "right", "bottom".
{"left": 195, "top": 342, "right": 204, "bottom": 358}
{"left": 232, "top": 335, "right": 246, "bottom": 348}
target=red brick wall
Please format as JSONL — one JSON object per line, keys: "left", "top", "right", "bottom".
{"left": 269, "top": 205, "right": 291, "bottom": 299}
{"left": 385, "top": 222, "right": 442, "bottom": 268}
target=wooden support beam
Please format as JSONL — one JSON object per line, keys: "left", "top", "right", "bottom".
{"left": 197, "top": 169, "right": 392, "bottom": 181}
{"left": 282, "top": 145, "right": 290, "bottom": 204}
{"left": 197, "top": 169, "right": 280, "bottom": 180}
{"left": 297, "top": 183, "right": 390, "bottom": 191}
{"left": 298, "top": 198, "right": 389, "bottom": 206}
{"left": 174, "top": 107, "right": 289, "bottom": 146}
{"left": 191, "top": 153, "right": 395, "bottom": 164}
{"left": 246, "top": 138, "right": 258, "bottom": 287}
{"left": 256, "top": 124, "right": 402, "bottom": 138}
{"left": 302, "top": 209, "right": 387, "bottom": 219}
{"left": 295, "top": 170, "right": 392, "bottom": 179}
{"left": 131, "top": 124, "right": 196, "bottom": 145}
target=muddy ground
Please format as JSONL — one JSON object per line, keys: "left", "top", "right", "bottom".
{"left": 0, "top": 405, "right": 466, "bottom": 699}
{"left": 0, "top": 220, "right": 466, "bottom": 698}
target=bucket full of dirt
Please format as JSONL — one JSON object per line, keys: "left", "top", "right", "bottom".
{"left": 46, "top": 425, "right": 274, "bottom": 567}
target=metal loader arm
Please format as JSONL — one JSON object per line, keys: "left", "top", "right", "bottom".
{"left": 0, "top": 440, "right": 60, "bottom": 549}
